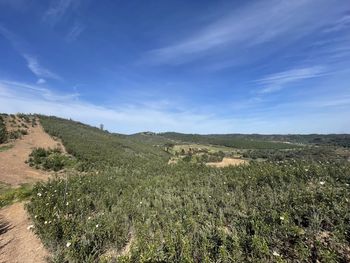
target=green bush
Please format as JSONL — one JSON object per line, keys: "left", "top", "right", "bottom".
{"left": 28, "top": 148, "right": 74, "bottom": 172}
{"left": 8, "top": 129, "right": 27, "bottom": 140}
{"left": 0, "top": 115, "right": 7, "bottom": 143}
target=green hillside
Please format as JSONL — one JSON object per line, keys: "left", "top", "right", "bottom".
{"left": 39, "top": 115, "right": 169, "bottom": 169}
{"left": 158, "top": 132, "right": 301, "bottom": 149}
{"left": 159, "top": 132, "right": 350, "bottom": 148}
{"left": 18, "top": 116, "right": 350, "bottom": 262}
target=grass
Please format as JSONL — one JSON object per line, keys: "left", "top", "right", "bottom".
{"left": 0, "top": 144, "right": 13, "bottom": 152}
{"left": 0, "top": 183, "right": 33, "bottom": 208}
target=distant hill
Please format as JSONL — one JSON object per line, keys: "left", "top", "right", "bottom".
{"left": 158, "top": 132, "right": 350, "bottom": 148}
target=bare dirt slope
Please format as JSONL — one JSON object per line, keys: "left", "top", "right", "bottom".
{"left": 0, "top": 118, "right": 64, "bottom": 262}
{"left": 206, "top": 157, "right": 248, "bottom": 168}
{"left": 0, "top": 202, "right": 48, "bottom": 263}
{"left": 0, "top": 120, "right": 63, "bottom": 186}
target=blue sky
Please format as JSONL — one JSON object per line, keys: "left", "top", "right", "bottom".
{"left": 0, "top": 0, "right": 350, "bottom": 134}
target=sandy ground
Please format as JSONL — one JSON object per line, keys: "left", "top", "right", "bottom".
{"left": 0, "top": 117, "right": 63, "bottom": 262}
{"left": 0, "top": 203, "right": 49, "bottom": 263}
{"left": 0, "top": 120, "right": 63, "bottom": 187}
{"left": 101, "top": 227, "right": 135, "bottom": 260}
{"left": 206, "top": 157, "right": 248, "bottom": 168}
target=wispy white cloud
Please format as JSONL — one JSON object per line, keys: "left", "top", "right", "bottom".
{"left": 0, "top": 79, "right": 349, "bottom": 134}
{"left": 23, "top": 54, "right": 61, "bottom": 80}
{"left": 0, "top": 80, "right": 78, "bottom": 101}
{"left": 36, "top": 78, "right": 46, "bottom": 84}
{"left": 43, "top": 0, "right": 76, "bottom": 25}
{"left": 257, "top": 66, "right": 327, "bottom": 93}
{"left": 66, "top": 22, "right": 84, "bottom": 42}
{"left": 144, "top": 0, "right": 348, "bottom": 66}
{"left": 0, "top": 25, "right": 61, "bottom": 82}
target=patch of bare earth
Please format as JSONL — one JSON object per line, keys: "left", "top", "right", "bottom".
{"left": 0, "top": 117, "right": 64, "bottom": 262}
{"left": 206, "top": 157, "right": 248, "bottom": 168}
{"left": 0, "top": 118, "right": 64, "bottom": 186}
{"left": 101, "top": 227, "right": 135, "bottom": 261}
{"left": 0, "top": 202, "right": 49, "bottom": 263}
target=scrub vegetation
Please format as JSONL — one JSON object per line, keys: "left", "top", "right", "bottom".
{"left": 20, "top": 116, "right": 350, "bottom": 262}
{"left": 27, "top": 148, "right": 76, "bottom": 172}
{"left": 0, "top": 115, "right": 7, "bottom": 144}
{"left": 0, "top": 182, "right": 33, "bottom": 208}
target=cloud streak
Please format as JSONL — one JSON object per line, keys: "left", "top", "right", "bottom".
{"left": 43, "top": 0, "right": 75, "bottom": 25}
{"left": 257, "top": 66, "right": 327, "bottom": 93}
{"left": 144, "top": 0, "right": 348, "bottom": 66}
{"left": 0, "top": 25, "right": 61, "bottom": 82}
{"left": 23, "top": 54, "right": 61, "bottom": 80}
{"left": 66, "top": 22, "right": 84, "bottom": 42}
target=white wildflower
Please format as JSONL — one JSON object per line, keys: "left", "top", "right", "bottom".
{"left": 88, "top": 216, "right": 91, "bottom": 220}
{"left": 140, "top": 201, "right": 143, "bottom": 205}
{"left": 66, "top": 242, "right": 71, "bottom": 248}
{"left": 280, "top": 216, "right": 285, "bottom": 221}
{"left": 320, "top": 181, "right": 325, "bottom": 185}
{"left": 96, "top": 224, "right": 99, "bottom": 228}
{"left": 44, "top": 221, "right": 48, "bottom": 224}
{"left": 272, "top": 251, "right": 280, "bottom": 257}
{"left": 37, "top": 193, "right": 42, "bottom": 197}
{"left": 66, "top": 202, "right": 69, "bottom": 206}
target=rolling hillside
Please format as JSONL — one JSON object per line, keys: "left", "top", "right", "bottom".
{"left": 39, "top": 116, "right": 170, "bottom": 169}
{"left": 1, "top": 114, "right": 349, "bottom": 262}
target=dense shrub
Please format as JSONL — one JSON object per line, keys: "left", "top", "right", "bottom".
{"left": 0, "top": 115, "right": 7, "bottom": 143}
{"left": 8, "top": 129, "right": 27, "bottom": 140}
{"left": 28, "top": 148, "right": 74, "bottom": 171}
{"left": 27, "top": 162, "right": 350, "bottom": 262}
{"left": 242, "top": 147, "right": 350, "bottom": 162}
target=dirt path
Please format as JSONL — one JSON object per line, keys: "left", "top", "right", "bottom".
{"left": 0, "top": 120, "right": 63, "bottom": 186}
{"left": 0, "top": 117, "right": 63, "bottom": 262}
{"left": 0, "top": 202, "right": 48, "bottom": 263}
{"left": 206, "top": 157, "right": 248, "bottom": 168}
